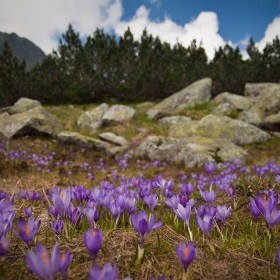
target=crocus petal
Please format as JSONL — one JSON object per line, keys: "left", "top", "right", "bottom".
{"left": 131, "top": 212, "right": 139, "bottom": 232}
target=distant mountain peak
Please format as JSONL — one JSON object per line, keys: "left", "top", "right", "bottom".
{"left": 0, "top": 31, "right": 46, "bottom": 71}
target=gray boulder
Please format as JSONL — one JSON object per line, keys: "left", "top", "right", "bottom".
{"left": 0, "top": 106, "right": 64, "bottom": 138}
{"left": 57, "top": 131, "right": 111, "bottom": 150}
{"left": 135, "top": 135, "right": 247, "bottom": 168}
{"left": 2, "top": 98, "right": 42, "bottom": 115}
{"left": 169, "top": 114, "right": 270, "bottom": 145}
{"left": 147, "top": 78, "right": 212, "bottom": 119}
{"left": 244, "top": 83, "right": 280, "bottom": 97}
{"left": 211, "top": 102, "right": 234, "bottom": 116}
{"left": 98, "top": 132, "right": 130, "bottom": 147}
{"left": 238, "top": 110, "right": 262, "bottom": 126}
{"left": 158, "top": 116, "right": 192, "bottom": 125}
{"left": 102, "top": 105, "right": 136, "bottom": 126}
{"left": 262, "top": 113, "right": 280, "bottom": 131}
{"left": 210, "top": 92, "right": 252, "bottom": 111}
{"left": 77, "top": 103, "right": 108, "bottom": 130}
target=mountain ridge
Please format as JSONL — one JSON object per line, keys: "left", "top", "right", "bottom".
{"left": 0, "top": 31, "right": 46, "bottom": 71}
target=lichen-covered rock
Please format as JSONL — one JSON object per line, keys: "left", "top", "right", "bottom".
{"left": 2, "top": 98, "right": 42, "bottom": 115}
{"left": 77, "top": 103, "right": 108, "bottom": 130}
{"left": 244, "top": 83, "right": 280, "bottom": 97}
{"left": 158, "top": 116, "right": 192, "bottom": 125}
{"left": 210, "top": 92, "right": 252, "bottom": 111}
{"left": 262, "top": 113, "right": 280, "bottom": 131}
{"left": 0, "top": 106, "right": 64, "bottom": 138}
{"left": 102, "top": 105, "right": 136, "bottom": 126}
{"left": 238, "top": 110, "right": 262, "bottom": 126}
{"left": 134, "top": 135, "right": 247, "bottom": 168}
{"left": 211, "top": 102, "right": 234, "bottom": 116}
{"left": 146, "top": 78, "right": 212, "bottom": 119}
{"left": 168, "top": 114, "right": 270, "bottom": 145}
{"left": 0, "top": 112, "right": 9, "bottom": 121}
{"left": 98, "top": 132, "right": 130, "bottom": 147}
{"left": 57, "top": 131, "right": 111, "bottom": 150}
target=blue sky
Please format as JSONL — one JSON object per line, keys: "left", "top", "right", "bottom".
{"left": 0, "top": 0, "right": 280, "bottom": 60}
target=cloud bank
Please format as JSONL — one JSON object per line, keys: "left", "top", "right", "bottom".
{"left": 0, "top": 0, "right": 279, "bottom": 60}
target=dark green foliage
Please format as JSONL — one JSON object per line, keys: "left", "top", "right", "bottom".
{"left": 0, "top": 41, "right": 28, "bottom": 106}
{"left": 1, "top": 25, "right": 280, "bottom": 106}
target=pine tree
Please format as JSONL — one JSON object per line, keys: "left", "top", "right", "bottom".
{"left": 0, "top": 40, "right": 28, "bottom": 106}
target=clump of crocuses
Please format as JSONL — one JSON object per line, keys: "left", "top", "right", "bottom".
{"left": 26, "top": 242, "right": 72, "bottom": 280}
{"left": 131, "top": 209, "right": 163, "bottom": 262}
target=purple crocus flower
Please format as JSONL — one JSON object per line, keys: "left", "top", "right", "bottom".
{"left": 0, "top": 236, "right": 10, "bottom": 257}
{"left": 249, "top": 197, "right": 260, "bottom": 222}
{"left": 26, "top": 242, "right": 60, "bottom": 280}
{"left": 24, "top": 207, "right": 33, "bottom": 216}
{"left": 19, "top": 190, "right": 41, "bottom": 203}
{"left": 196, "top": 214, "right": 213, "bottom": 240}
{"left": 199, "top": 190, "right": 216, "bottom": 206}
{"left": 179, "top": 182, "right": 194, "bottom": 196}
{"left": 85, "top": 207, "right": 100, "bottom": 227}
{"left": 176, "top": 241, "right": 198, "bottom": 273}
{"left": 174, "top": 203, "right": 191, "bottom": 227}
{"left": 204, "top": 162, "right": 217, "bottom": 175}
{"left": 50, "top": 218, "right": 64, "bottom": 236}
{"left": 143, "top": 194, "right": 158, "bottom": 213}
{"left": 88, "top": 263, "right": 118, "bottom": 280}
{"left": 215, "top": 205, "right": 232, "bottom": 224}
{"left": 15, "top": 216, "right": 41, "bottom": 248}
{"left": 58, "top": 247, "right": 73, "bottom": 280}
{"left": 131, "top": 210, "right": 163, "bottom": 249}
{"left": 0, "top": 219, "right": 12, "bottom": 237}
{"left": 253, "top": 193, "right": 280, "bottom": 231}
{"left": 84, "top": 228, "right": 103, "bottom": 263}
{"left": 53, "top": 189, "right": 72, "bottom": 219}
{"left": 225, "top": 186, "right": 236, "bottom": 198}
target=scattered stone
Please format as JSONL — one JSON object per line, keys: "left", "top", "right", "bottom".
{"left": 211, "top": 102, "right": 234, "bottom": 116}
{"left": 77, "top": 103, "right": 108, "bottom": 130}
{"left": 0, "top": 106, "right": 64, "bottom": 139}
{"left": 2, "top": 97, "right": 42, "bottom": 115}
{"left": 169, "top": 114, "right": 270, "bottom": 145}
{"left": 158, "top": 116, "right": 191, "bottom": 125}
{"left": 57, "top": 131, "right": 111, "bottom": 150}
{"left": 238, "top": 110, "right": 262, "bottom": 126}
{"left": 135, "top": 135, "right": 248, "bottom": 168}
{"left": 210, "top": 92, "right": 252, "bottom": 111}
{"left": 244, "top": 83, "right": 280, "bottom": 97}
{"left": 98, "top": 132, "right": 130, "bottom": 147}
{"left": 262, "top": 113, "right": 280, "bottom": 131}
{"left": 102, "top": 105, "right": 136, "bottom": 126}
{"left": 146, "top": 78, "right": 212, "bottom": 119}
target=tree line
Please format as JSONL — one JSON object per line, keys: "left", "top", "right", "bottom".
{"left": 0, "top": 24, "right": 279, "bottom": 107}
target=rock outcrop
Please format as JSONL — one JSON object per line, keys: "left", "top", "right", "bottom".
{"left": 57, "top": 131, "right": 111, "bottom": 150}
{"left": 2, "top": 98, "right": 42, "bottom": 115}
{"left": 77, "top": 103, "right": 108, "bottom": 130}
{"left": 147, "top": 78, "right": 212, "bottom": 119}
{"left": 169, "top": 114, "right": 270, "bottom": 145}
{"left": 0, "top": 106, "right": 64, "bottom": 138}
{"left": 102, "top": 105, "right": 136, "bottom": 126}
{"left": 135, "top": 135, "right": 248, "bottom": 168}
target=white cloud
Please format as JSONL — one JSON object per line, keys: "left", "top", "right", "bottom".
{"left": 0, "top": 0, "right": 123, "bottom": 54}
{"left": 0, "top": 0, "right": 279, "bottom": 61}
{"left": 255, "top": 15, "right": 280, "bottom": 51}
{"left": 115, "top": 7, "right": 227, "bottom": 60}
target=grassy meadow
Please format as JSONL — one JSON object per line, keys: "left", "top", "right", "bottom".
{"left": 1, "top": 101, "right": 280, "bottom": 279}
